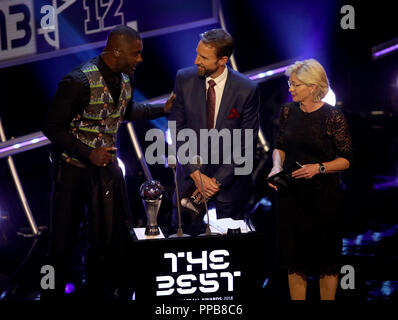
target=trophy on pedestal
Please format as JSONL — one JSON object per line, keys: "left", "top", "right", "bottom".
{"left": 140, "top": 180, "right": 163, "bottom": 236}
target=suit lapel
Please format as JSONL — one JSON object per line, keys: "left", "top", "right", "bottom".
{"left": 215, "top": 69, "right": 234, "bottom": 130}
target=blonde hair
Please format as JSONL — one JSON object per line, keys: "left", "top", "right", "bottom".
{"left": 285, "top": 59, "right": 329, "bottom": 102}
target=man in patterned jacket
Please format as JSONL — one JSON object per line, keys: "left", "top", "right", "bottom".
{"left": 42, "top": 25, "right": 175, "bottom": 299}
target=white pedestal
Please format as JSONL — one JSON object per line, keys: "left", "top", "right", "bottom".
{"left": 132, "top": 227, "right": 166, "bottom": 240}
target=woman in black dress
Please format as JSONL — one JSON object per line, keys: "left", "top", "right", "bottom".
{"left": 268, "top": 59, "right": 353, "bottom": 300}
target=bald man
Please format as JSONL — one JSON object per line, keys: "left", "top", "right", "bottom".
{"left": 42, "top": 25, "right": 175, "bottom": 299}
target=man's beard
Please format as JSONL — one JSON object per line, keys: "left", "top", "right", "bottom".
{"left": 196, "top": 64, "right": 217, "bottom": 77}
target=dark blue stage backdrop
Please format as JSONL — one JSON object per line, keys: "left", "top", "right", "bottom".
{"left": 0, "top": 0, "right": 216, "bottom": 68}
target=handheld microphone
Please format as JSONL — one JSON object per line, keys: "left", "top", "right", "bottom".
{"left": 180, "top": 198, "right": 199, "bottom": 214}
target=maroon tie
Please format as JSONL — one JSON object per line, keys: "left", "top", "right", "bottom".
{"left": 206, "top": 79, "right": 216, "bottom": 129}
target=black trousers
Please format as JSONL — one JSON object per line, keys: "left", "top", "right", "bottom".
{"left": 43, "top": 160, "right": 134, "bottom": 299}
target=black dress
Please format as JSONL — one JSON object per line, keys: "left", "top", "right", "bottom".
{"left": 275, "top": 102, "right": 353, "bottom": 278}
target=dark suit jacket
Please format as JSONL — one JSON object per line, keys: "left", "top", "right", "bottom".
{"left": 170, "top": 66, "right": 260, "bottom": 203}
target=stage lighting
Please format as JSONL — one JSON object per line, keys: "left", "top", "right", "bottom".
{"left": 247, "top": 65, "right": 290, "bottom": 82}
{"left": 381, "top": 281, "right": 393, "bottom": 296}
{"left": 263, "top": 278, "right": 269, "bottom": 288}
{"left": 373, "top": 44, "right": 398, "bottom": 58}
{"left": 372, "top": 37, "right": 398, "bottom": 59}
{"left": 64, "top": 283, "right": 75, "bottom": 295}
{"left": 165, "top": 128, "right": 172, "bottom": 145}
{"left": 145, "top": 94, "right": 168, "bottom": 104}
{"left": 322, "top": 88, "right": 336, "bottom": 106}
{"left": 117, "top": 158, "right": 126, "bottom": 176}
{"left": 372, "top": 232, "right": 382, "bottom": 242}
{"left": 342, "top": 238, "right": 349, "bottom": 255}
{"left": 0, "top": 132, "right": 49, "bottom": 159}
{"left": 355, "top": 235, "right": 363, "bottom": 246}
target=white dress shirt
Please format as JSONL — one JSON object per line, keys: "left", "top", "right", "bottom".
{"left": 206, "top": 66, "right": 228, "bottom": 128}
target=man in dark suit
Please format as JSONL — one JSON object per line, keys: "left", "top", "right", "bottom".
{"left": 170, "top": 29, "right": 260, "bottom": 234}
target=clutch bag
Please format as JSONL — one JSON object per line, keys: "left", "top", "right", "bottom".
{"left": 266, "top": 161, "right": 303, "bottom": 189}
